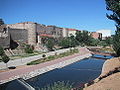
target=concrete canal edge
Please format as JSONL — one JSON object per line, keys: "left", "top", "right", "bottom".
{"left": 22, "top": 53, "right": 92, "bottom": 80}
{"left": 0, "top": 50, "right": 92, "bottom": 84}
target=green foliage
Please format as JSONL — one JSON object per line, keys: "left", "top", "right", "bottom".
{"left": 104, "top": 37, "right": 113, "bottom": 46}
{"left": 89, "top": 39, "right": 100, "bottom": 46}
{"left": 113, "top": 30, "right": 120, "bottom": 56}
{"left": 0, "top": 46, "right": 5, "bottom": 56}
{"left": 0, "top": 46, "right": 10, "bottom": 68}
{"left": 47, "top": 55, "right": 55, "bottom": 60}
{"left": 40, "top": 81, "right": 73, "bottom": 90}
{"left": 59, "top": 35, "right": 78, "bottom": 48}
{"left": 106, "top": 0, "right": 120, "bottom": 23}
{"left": 105, "top": 0, "right": 120, "bottom": 56}
{"left": 45, "top": 38, "right": 55, "bottom": 51}
{"left": 75, "top": 30, "right": 93, "bottom": 46}
{"left": 1, "top": 54, "right": 10, "bottom": 63}
{"left": 98, "top": 41, "right": 108, "bottom": 47}
{"left": 27, "top": 49, "right": 79, "bottom": 65}
{"left": 24, "top": 45, "right": 34, "bottom": 53}
{"left": 59, "top": 37, "right": 71, "bottom": 48}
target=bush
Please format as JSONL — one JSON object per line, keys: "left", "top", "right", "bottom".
{"left": 27, "top": 49, "right": 79, "bottom": 65}
{"left": 1, "top": 54, "right": 10, "bottom": 64}
{"left": 45, "top": 38, "right": 55, "bottom": 51}
{"left": 0, "top": 46, "right": 4, "bottom": 56}
{"left": 24, "top": 45, "right": 34, "bottom": 53}
{"left": 40, "top": 81, "right": 73, "bottom": 90}
{"left": 1, "top": 54, "right": 10, "bottom": 68}
{"left": 47, "top": 55, "right": 55, "bottom": 60}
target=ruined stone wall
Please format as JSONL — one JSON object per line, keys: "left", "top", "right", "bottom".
{"left": 0, "top": 35, "right": 10, "bottom": 48}
{"left": 0, "top": 26, "right": 10, "bottom": 48}
{"left": 9, "top": 28, "right": 28, "bottom": 43}
{"left": 7, "top": 22, "right": 64, "bottom": 46}
{"left": 7, "top": 22, "right": 37, "bottom": 46}
{"left": 37, "top": 24, "right": 63, "bottom": 38}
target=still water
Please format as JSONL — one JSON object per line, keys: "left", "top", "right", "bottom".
{"left": 0, "top": 54, "right": 113, "bottom": 90}
{"left": 26, "top": 54, "right": 111, "bottom": 89}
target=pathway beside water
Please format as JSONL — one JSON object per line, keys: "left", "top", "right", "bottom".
{"left": 0, "top": 53, "right": 113, "bottom": 90}
{"left": 26, "top": 56, "right": 106, "bottom": 89}
{"left": 0, "top": 47, "right": 91, "bottom": 84}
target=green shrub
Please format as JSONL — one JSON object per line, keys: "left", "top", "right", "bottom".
{"left": 0, "top": 46, "right": 4, "bottom": 56}
{"left": 24, "top": 45, "right": 34, "bottom": 53}
{"left": 40, "top": 81, "right": 73, "bottom": 90}
{"left": 27, "top": 49, "right": 79, "bottom": 65}
{"left": 47, "top": 55, "right": 55, "bottom": 60}
{"left": 1, "top": 54, "right": 10, "bottom": 63}
{"left": 1, "top": 54, "right": 10, "bottom": 68}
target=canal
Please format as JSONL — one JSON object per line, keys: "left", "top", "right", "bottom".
{"left": 0, "top": 54, "right": 113, "bottom": 90}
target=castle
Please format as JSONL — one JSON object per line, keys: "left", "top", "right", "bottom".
{"left": 0, "top": 22, "right": 80, "bottom": 49}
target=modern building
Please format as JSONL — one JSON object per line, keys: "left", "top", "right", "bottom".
{"left": 97, "top": 29, "right": 111, "bottom": 39}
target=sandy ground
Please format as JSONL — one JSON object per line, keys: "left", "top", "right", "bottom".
{"left": 84, "top": 57, "right": 120, "bottom": 90}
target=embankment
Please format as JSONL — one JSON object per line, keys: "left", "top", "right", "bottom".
{"left": 84, "top": 57, "right": 120, "bottom": 90}
{"left": 0, "top": 47, "right": 91, "bottom": 84}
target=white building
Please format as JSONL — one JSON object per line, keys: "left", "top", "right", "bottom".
{"left": 97, "top": 29, "right": 111, "bottom": 38}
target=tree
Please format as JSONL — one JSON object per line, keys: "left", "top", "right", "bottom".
{"left": 69, "top": 35, "right": 79, "bottom": 47}
{"left": 104, "top": 37, "right": 113, "bottom": 46}
{"left": 75, "top": 30, "right": 93, "bottom": 46}
{"left": 1, "top": 54, "right": 10, "bottom": 69}
{"left": 0, "top": 46, "right": 5, "bottom": 56}
{"left": 89, "top": 38, "right": 100, "bottom": 46}
{"left": 0, "top": 46, "right": 10, "bottom": 68}
{"left": 24, "top": 44, "right": 34, "bottom": 53}
{"left": 0, "top": 18, "right": 4, "bottom": 25}
{"left": 59, "top": 37, "right": 71, "bottom": 48}
{"left": 105, "top": 0, "right": 120, "bottom": 56}
{"left": 45, "top": 38, "right": 55, "bottom": 51}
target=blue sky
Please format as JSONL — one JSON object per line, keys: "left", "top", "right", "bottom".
{"left": 0, "top": 0, "right": 115, "bottom": 34}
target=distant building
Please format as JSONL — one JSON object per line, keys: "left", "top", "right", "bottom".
{"left": 67, "top": 28, "right": 78, "bottom": 37}
{"left": 63, "top": 28, "right": 80, "bottom": 37}
{"left": 97, "top": 29, "right": 111, "bottom": 39}
{"left": 91, "top": 32, "right": 102, "bottom": 40}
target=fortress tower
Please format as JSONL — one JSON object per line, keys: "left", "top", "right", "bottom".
{"left": 24, "top": 22, "right": 37, "bottom": 46}
{"left": 7, "top": 22, "right": 37, "bottom": 46}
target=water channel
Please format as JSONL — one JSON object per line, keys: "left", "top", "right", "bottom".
{"left": 0, "top": 54, "right": 113, "bottom": 90}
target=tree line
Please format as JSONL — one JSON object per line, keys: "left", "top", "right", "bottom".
{"left": 45, "top": 30, "right": 113, "bottom": 51}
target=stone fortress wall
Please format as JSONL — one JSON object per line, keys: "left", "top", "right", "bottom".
{"left": 7, "top": 22, "right": 37, "bottom": 46}
{"left": 7, "top": 22, "right": 64, "bottom": 46}
{"left": 0, "top": 25, "right": 10, "bottom": 48}
{"left": 0, "top": 21, "right": 81, "bottom": 49}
